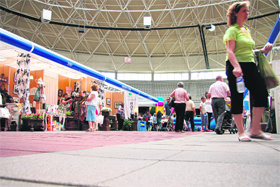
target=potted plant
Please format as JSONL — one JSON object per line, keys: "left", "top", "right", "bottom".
{"left": 101, "top": 107, "right": 112, "bottom": 118}
{"left": 123, "top": 119, "right": 133, "bottom": 131}
{"left": 65, "top": 110, "right": 80, "bottom": 130}
{"left": 101, "top": 107, "right": 112, "bottom": 112}
{"left": 65, "top": 110, "right": 73, "bottom": 116}
{"left": 100, "top": 107, "right": 112, "bottom": 131}
{"left": 21, "top": 113, "right": 44, "bottom": 131}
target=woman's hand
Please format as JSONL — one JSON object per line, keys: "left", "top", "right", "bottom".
{"left": 232, "top": 66, "right": 243, "bottom": 78}
{"left": 260, "top": 43, "right": 273, "bottom": 53}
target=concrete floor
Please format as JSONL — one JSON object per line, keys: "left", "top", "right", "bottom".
{"left": 0, "top": 131, "right": 279, "bottom": 187}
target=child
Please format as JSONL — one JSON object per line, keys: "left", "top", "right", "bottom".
{"left": 152, "top": 113, "right": 157, "bottom": 131}
{"left": 200, "top": 96, "right": 208, "bottom": 132}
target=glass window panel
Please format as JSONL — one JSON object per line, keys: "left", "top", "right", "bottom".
{"left": 118, "top": 73, "right": 151, "bottom": 80}
{"left": 154, "top": 73, "right": 189, "bottom": 81}
{"left": 102, "top": 72, "right": 115, "bottom": 79}
{"left": 191, "top": 71, "right": 226, "bottom": 80}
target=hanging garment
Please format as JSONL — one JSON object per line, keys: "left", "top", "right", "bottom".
{"left": 34, "top": 87, "right": 41, "bottom": 101}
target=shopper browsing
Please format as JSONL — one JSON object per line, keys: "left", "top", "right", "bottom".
{"left": 86, "top": 84, "right": 99, "bottom": 132}
{"left": 170, "top": 82, "right": 189, "bottom": 132}
{"left": 116, "top": 104, "right": 124, "bottom": 130}
{"left": 60, "top": 93, "right": 72, "bottom": 113}
{"left": 208, "top": 76, "right": 230, "bottom": 126}
{"left": 185, "top": 96, "right": 196, "bottom": 132}
{"left": 224, "top": 1, "right": 273, "bottom": 141}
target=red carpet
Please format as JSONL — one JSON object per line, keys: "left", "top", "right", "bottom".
{"left": 0, "top": 131, "right": 199, "bottom": 157}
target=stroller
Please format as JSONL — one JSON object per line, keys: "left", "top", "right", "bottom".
{"left": 161, "top": 116, "right": 174, "bottom": 131}
{"left": 215, "top": 105, "right": 238, "bottom": 134}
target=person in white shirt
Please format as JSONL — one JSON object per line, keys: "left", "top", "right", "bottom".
{"left": 205, "top": 92, "right": 213, "bottom": 131}
{"left": 208, "top": 76, "right": 230, "bottom": 125}
{"left": 86, "top": 84, "right": 99, "bottom": 132}
{"left": 200, "top": 96, "right": 208, "bottom": 132}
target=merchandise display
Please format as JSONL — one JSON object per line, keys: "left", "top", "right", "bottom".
{"left": 14, "top": 53, "right": 31, "bottom": 114}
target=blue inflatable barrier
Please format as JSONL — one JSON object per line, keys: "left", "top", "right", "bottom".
{"left": 191, "top": 116, "right": 216, "bottom": 131}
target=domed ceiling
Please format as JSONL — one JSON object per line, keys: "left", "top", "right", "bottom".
{"left": 0, "top": 0, "right": 279, "bottom": 74}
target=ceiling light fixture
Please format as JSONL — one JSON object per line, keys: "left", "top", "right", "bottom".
{"left": 205, "top": 24, "right": 215, "bottom": 32}
{"left": 143, "top": 16, "right": 152, "bottom": 29}
{"left": 41, "top": 9, "right": 52, "bottom": 23}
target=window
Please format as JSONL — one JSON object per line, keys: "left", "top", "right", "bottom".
{"left": 117, "top": 73, "right": 152, "bottom": 81}
{"left": 102, "top": 72, "right": 115, "bottom": 79}
{"left": 191, "top": 71, "right": 226, "bottom": 80}
{"left": 154, "top": 73, "right": 189, "bottom": 81}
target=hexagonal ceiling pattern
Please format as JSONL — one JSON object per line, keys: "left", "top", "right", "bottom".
{"left": 0, "top": 0, "right": 279, "bottom": 74}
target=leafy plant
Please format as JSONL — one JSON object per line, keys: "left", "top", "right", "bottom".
{"left": 150, "top": 106, "right": 156, "bottom": 115}
{"left": 123, "top": 119, "right": 133, "bottom": 130}
{"left": 22, "top": 113, "right": 43, "bottom": 119}
{"left": 101, "top": 107, "right": 112, "bottom": 112}
{"left": 66, "top": 110, "right": 73, "bottom": 116}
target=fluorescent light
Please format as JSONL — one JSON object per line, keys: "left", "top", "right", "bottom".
{"left": 41, "top": 9, "right": 52, "bottom": 23}
{"left": 143, "top": 16, "right": 152, "bottom": 29}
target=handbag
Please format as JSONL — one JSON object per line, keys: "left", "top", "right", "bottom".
{"left": 0, "top": 107, "right": 10, "bottom": 118}
{"left": 121, "top": 112, "right": 125, "bottom": 120}
{"left": 255, "top": 51, "right": 280, "bottom": 89}
{"left": 169, "top": 98, "right": 175, "bottom": 108}
{"left": 97, "top": 115, "right": 104, "bottom": 124}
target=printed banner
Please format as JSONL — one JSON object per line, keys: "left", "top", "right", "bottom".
{"left": 124, "top": 91, "right": 138, "bottom": 119}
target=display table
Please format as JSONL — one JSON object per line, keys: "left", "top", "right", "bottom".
{"left": 21, "top": 118, "right": 44, "bottom": 131}
{"left": 45, "top": 113, "right": 65, "bottom": 131}
{"left": 0, "top": 118, "right": 8, "bottom": 131}
{"left": 65, "top": 117, "right": 80, "bottom": 130}
{"left": 132, "top": 120, "right": 138, "bottom": 131}
{"left": 108, "top": 115, "right": 117, "bottom": 130}
{"left": 80, "top": 120, "right": 89, "bottom": 130}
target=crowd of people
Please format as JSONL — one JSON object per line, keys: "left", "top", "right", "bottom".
{"left": 166, "top": 1, "right": 274, "bottom": 141}
{"left": 58, "top": 83, "right": 102, "bottom": 132}
{"left": 57, "top": 1, "right": 275, "bottom": 142}
{"left": 136, "top": 82, "right": 216, "bottom": 133}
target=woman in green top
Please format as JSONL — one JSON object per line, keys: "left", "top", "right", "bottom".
{"left": 224, "top": 1, "right": 273, "bottom": 142}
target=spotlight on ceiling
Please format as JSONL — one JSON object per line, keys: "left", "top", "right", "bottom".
{"left": 205, "top": 24, "right": 215, "bottom": 32}
{"left": 41, "top": 9, "right": 52, "bottom": 23}
{"left": 143, "top": 16, "right": 152, "bottom": 29}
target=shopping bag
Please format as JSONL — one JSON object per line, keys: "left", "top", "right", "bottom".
{"left": 255, "top": 51, "right": 280, "bottom": 89}
{"left": 0, "top": 107, "right": 10, "bottom": 118}
{"left": 97, "top": 115, "right": 104, "bottom": 124}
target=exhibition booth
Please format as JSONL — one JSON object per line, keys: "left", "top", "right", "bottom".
{"left": 0, "top": 28, "right": 147, "bottom": 131}
{"left": 1, "top": 60, "right": 140, "bottom": 131}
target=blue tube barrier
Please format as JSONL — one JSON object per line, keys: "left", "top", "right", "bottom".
{"left": 266, "top": 16, "right": 280, "bottom": 56}
{"left": 0, "top": 28, "right": 159, "bottom": 103}
{"left": 267, "top": 16, "right": 280, "bottom": 46}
